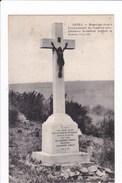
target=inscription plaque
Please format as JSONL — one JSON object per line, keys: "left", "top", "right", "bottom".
{"left": 52, "top": 125, "right": 78, "bottom": 153}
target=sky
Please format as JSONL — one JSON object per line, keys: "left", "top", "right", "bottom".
{"left": 8, "top": 15, "right": 114, "bottom": 84}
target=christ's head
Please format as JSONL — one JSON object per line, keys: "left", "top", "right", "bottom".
{"left": 57, "top": 47, "right": 63, "bottom": 52}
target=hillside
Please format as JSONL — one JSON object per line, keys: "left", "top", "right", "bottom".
{"left": 9, "top": 80, "right": 114, "bottom": 109}
{"left": 9, "top": 81, "right": 114, "bottom": 182}
{"left": 9, "top": 115, "right": 114, "bottom": 183}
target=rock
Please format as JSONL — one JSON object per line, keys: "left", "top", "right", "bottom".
{"left": 36, "top": 166, "right": 44, "bottom": 173}
{"left": 80, "top": 167, "right": 89, "bottom": 175}
{"left": 54, "top": 171, "right": 60, "bottom": 177}
{"left": 101, "top": 174, "right": 109, "bottom": 181}
{"left": 30, "top": 164, "right": 35, "bottom": 171}
{"left": 63, "top": 173, "right": 69, "bottom": 179}
{"left": 47, "top": 174, "right": 54, "bottom": 179}
{"left": 88, "top": 165, "right": 98, "bottom": 173}
{"left": 105, "top": 168, "right": 113, "bottom": 174}
{"left": 89, "top": 172, "right": 94, "bottom": 176}
{"left": 25, "top": 161, "right": 31, "bottom": 167}
{"left": 77, "top": 175, "right": 83, "bottom": 181}
{"left": 75, "top": 170, "right": 80, "bottom": 176}
{"left": 42, "top": 167, "right": 48, "bottom": 173}
{"left": 90, "top": 175, "right": 101, "bottom": 181}
{"left": 98, "top": 166, "right": 105, "bottom": 171}
{"left": 69, "top": 172, "right": 75, "bottom": 177}
{"left": 87, "top": 146, "right": 93, "bottom": 158}
{"left": 18, "top": 113, "right": 28, "bottom": 123}
{"left": 38, "top": 167, "right": 43, "bottom": 172}
{"left": 10, "top": 164, "right": 15, "bottom": 169}
{"left": 61, "top": 172, "right": 69, "bottom": 179}
{"left": 63, "top": 167, "right": 71, "bottom": 173}
{"left": 60, "top": 172, "right": 65, "bottom": 177}
{"left": 96, "top": 169, "right": 106, "bottom": 177}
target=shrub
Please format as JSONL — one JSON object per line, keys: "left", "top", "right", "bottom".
{"left": 9, "top": 90, "right": 22, "bottom": 107}
{"left": 66, "top": 100, "right": 92, "bottom": 134}
{"left": 48, "top": 95, "right": 53, "bottom": 115}
{"left": 9, "top": 105, "right": 19, "bottom": 127}
{"left": 19, "top": 91, "right": 46, "bottom": 121}
{"left": 9, "top": 90, "right": 47, "bottom": 122}
{"left": 95, "top": 140, "right": 114, "bottom": 170}
{"left": 48, "top": 96, "right": 92, "bottom": 135}
{"left": 48, "top": 94, "right": 68, "bottom": 115}
{"left": 90, "top": 108, "right": 114, "bottom": 139}
{"left": 101, "top": 117, "right": 114, "bottom": 140}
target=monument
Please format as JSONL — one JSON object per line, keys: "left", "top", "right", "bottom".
{"left": 32, "top": 23, "right": 90, "bottom": 164}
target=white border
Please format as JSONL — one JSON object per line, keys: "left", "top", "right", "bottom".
{"left": 1, "top": 1, "right": 122, "bottom": 183}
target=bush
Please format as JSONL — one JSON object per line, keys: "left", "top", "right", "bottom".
{"left": 48, "top": 95, "right": 53, "bottom": 115}
{"left": 19, "top": 91, "right": 47, "bottom": 121}
{"left": 66, "top": 100, "right": 92, "bottom": 134}
{"left": 9, "top": 90, "right": 114, "bottom": 139}
{"left": 90, "top": 108, "right": 114, "bottom": 139}
{"left": 9, "top": 90, "right": 47, "bottom": 122}
{"left": 95, "top": 141, "right": 114, "bottom": 170}
{"left": 9, "top": 90, "right": 22, "bottom": 107}
{"left": 48, "top": 96, "right": 92, "bottom": 135}
{"left": 101, "top": 117, "right": 114, "bottom": 140}
{"left": 9, "top": 106, "right": 19, "bottom": 127}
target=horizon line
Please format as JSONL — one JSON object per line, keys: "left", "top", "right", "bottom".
{"left": 9, "top": 79, "right": 114, "bottom": 85}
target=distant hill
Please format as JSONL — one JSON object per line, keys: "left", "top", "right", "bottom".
{"left": 9, "top": 80, "right": 114, "bottom": 109}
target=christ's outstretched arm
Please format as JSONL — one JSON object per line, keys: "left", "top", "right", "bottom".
{"left": 51, "top": 42, "right": 57, "bottom": 51}
{"left": 62, "top": 43, "right": 68, "bottom": 51}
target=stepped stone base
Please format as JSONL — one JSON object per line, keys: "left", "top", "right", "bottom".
{"left": 32, "top": 114, "right": 90, "bottom": 165}
{"left": 32, "top": 151, "right": 90, "bottom": 165}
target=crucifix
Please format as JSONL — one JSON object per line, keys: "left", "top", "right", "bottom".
{"left": 32, "top": 23, "right": 90, "bottom": 164}
{"left": 40, "top": 23, "right": 75, "bottom": 115}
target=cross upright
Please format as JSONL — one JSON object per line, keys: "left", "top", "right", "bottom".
{"left": 40, "top": 23, "right": 75, "bottom": 115}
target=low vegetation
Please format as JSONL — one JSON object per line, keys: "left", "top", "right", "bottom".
{"left": 9, "top": 90, "right": 114, "bottom": 182}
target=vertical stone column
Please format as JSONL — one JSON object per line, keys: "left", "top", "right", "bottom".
{"left": 52, "top": 49, "right": 65, "bottom": 114}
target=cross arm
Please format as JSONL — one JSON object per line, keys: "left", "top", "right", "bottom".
{"left": 40, "top": 38, "right": 75, "bottom": 50}
{"left": 40, "top": 38, "right": 53, "bottom": 49}
{"left": 63, "top": 39, "right": 75, "bottom": 50}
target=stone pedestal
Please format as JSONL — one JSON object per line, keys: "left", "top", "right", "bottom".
{"left": 32, "top": 114, "right": 90, "bottom": 165}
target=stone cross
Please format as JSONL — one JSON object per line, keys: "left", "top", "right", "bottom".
{"left": 32, "top": 23, "right": 90, "bottom": 164}
{"left": 40, "top": 23, "right": 75, "bottom": 114}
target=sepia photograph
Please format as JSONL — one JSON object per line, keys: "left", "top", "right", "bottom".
{"left": 8, "top": 15, "right": 114, "bottom": 183}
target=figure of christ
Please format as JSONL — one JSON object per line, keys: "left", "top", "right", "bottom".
{"left": 51, "top": 42, "right": 68, "bottom": 78}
